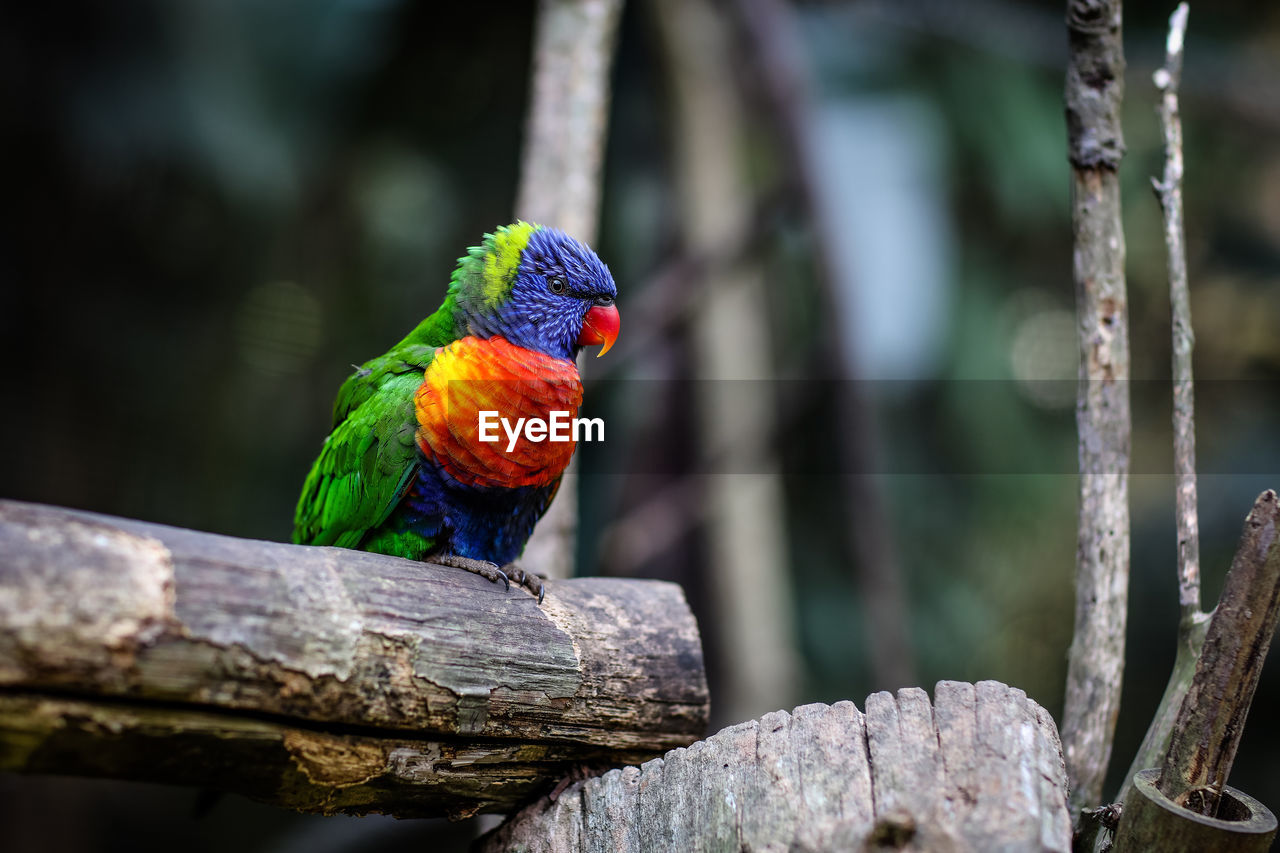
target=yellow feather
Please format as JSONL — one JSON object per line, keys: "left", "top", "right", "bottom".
{"left": 482, "top": 221, "right": 539, "bottom": 308}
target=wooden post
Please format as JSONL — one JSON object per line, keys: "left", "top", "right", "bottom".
{"left": 0, "top": 500, "right": 708, "bottom": 818}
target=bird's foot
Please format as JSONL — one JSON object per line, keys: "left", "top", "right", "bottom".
{"left": 431, "top": 555, "right": 510, "bottom": 592}
{"left": 503, "top": 564, "right": 547, "bottom": 604}
{"left": 431, "top": 556, "right": 546, "bottom": 603}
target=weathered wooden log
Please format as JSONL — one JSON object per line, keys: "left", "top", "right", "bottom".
{"left": 478, "top": 680, "right": 1073, "bottom": 852}
{"left": 0, "top": 500, "right": 709, "bottom": 818}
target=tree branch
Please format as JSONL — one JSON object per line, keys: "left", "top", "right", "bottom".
{"left": 1156, "top": 490, "right": 1280, "bottom": 813}
{"left": 515, "top": 0, "right": 622, "bottom": 244}
{"left": 1153, "top": 2, "right": 1200, "bottom": 620}
{"left": 1111, "top": 491, "right": 1280, "bottom": 850}
{"left": 1117, "top": 2, "right": 1208, "bottom": 804}
{"left": 0, "top": 500, "right": 708, "bottom": 818}
{"left": 1062, "top": 0, "right": 1132, "bottom": 816}
{"left": 515, "top": 0, "right": 624, "bottom": 580}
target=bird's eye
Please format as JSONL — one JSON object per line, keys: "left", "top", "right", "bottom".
{"left": 548, "top": 275, "right": 567, "bottom": 294}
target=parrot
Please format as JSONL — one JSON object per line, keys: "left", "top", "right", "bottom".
{"left": 292, "top": 221, "right": 619, "bottom": 602}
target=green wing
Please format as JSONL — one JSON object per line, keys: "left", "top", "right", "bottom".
{"left": 292, "top": 343, "right": 436, "bottom": 549}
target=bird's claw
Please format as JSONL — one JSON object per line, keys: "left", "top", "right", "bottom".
{"left": 433, "top": 555, "right": 542, "bottom": 601}
{"left": 506, "top": 565, "right": 547, "bottom": 604}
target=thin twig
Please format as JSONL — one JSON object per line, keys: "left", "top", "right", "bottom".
{"left": 1062, "top": 0, "right": 1132, "bottom": 817}
{"left": 1119, "top": 11, "right": 1280, "bottom": 830}
{"left": 1115, "top": 4, "right": 1208, "bottom": 806}
{"left": 1152, "top": 2, "right": 1201, "bottom": 621}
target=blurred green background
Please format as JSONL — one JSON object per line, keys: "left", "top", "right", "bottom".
{"left": 2, "top": 0, "right": 1278, "bottom": 850}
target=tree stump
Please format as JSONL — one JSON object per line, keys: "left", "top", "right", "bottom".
{"left": 478, "top": 680, "right": 1071, "bottom": 852}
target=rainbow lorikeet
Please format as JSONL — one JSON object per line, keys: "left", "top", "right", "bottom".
{"left": 292, "top": 222, "right": 619, "bottom": 601}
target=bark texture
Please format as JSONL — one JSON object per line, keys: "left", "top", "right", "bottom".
{"left": 478, "top": 681, "right": 1072, "bottom": 852}
{"left": 1062, "top": 0, "right": 1131, "bottom": 816}
{"left": 0, "top": 500, "right": 708, "bottom": 818}
{"left": 1153, "top": 2, "right": 1200, "bottom": 618}
{"left": 1155, "top": 490, "right": 1280, "bottom": 812}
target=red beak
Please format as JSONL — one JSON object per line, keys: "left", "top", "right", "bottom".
{"left": 578, "top": 303, "right": 620, "bottom": 357}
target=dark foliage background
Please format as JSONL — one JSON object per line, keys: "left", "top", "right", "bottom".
{"left": 2, "top": 1, "right": 1278, "bottom": 850}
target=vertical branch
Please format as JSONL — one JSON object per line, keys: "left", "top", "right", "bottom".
{"left": 516, "top": 0, "right": 622, "bottom": 244}
{"left": 1123, "top": 17, "right": 1280, "bottom": 826}
{"left": 1153, "top": 3, "right": 1201, "bottom": 620}
{"left": 515, "top": 0, "right": 624, "bottom": 579}
{"left": 1117, "top": 4, "right": 1206, "bottom": 804}
{"left": 1062, "top": 0, "right": 1131, "bottom": 816}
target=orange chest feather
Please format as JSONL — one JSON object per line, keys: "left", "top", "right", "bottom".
{"left": 414, "top": 336, "right": 584, "bottom": 489}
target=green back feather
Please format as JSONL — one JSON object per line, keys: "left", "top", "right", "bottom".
{"left": 292, "top": 222, "right": 542, "bottom": 553}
